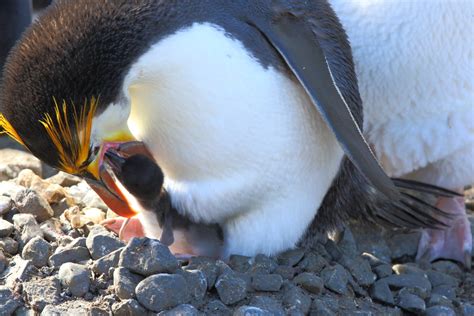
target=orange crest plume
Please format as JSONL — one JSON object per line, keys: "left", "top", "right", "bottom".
{"left": 0, "top": 114, "right": 25, "bottom": 146}
{"left": 39, "top": 97, "right": 98, "bottom": 174}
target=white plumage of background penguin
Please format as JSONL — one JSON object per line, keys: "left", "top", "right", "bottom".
{"left": 329, "top": 0, "right": 474, "bottom": 267}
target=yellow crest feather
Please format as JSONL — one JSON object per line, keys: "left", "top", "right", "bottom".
{"left": 39, "top": 97, "right": 98, "bottom": 174}
{"left": 0, "top": 113, "right": 25, "bottom": 146}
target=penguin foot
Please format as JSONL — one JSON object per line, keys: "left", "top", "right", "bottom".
{"left": 101, "top": 217, "right": 145, "bottom": 242}
{"left": 416, "top": 195, "right": 472, "bottom": 269}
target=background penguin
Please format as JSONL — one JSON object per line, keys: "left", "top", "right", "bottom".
{"left": 0, "top": 0, "right": 454, "bottom": 258}
{"left": 102, "top": 149, "right": 223, "bottom": 257}
{"left": 329, "top": 0, "right": 473, "bottom": 267}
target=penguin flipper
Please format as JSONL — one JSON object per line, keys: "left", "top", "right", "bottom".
{"left": 248, "top": 15, "right": 398, "bottom": 200}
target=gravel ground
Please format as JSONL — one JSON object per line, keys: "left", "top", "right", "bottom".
{"left": 0, "top": 145, "right": 473, "bottom": 315}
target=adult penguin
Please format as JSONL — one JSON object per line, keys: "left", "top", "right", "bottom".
{"left": 330, "top": 0, "right": 473, "bottom": 267}
{"left": 0, "top": 0, "right": 453, "bottom": 258}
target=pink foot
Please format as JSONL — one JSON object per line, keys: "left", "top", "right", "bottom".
{"left": 416, "top": 194, "right": 472, "bottom": 269}
{"left": 101, "top": 217, "right": 145, "bottom": 242}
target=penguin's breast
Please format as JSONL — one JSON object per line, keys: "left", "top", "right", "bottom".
{"left": 125, "top": 23, "right": 344, "bottom": 223}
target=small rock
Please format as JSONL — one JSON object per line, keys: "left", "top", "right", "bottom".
{"left": 462, "top": 304, "right": 474, "bottom": 316}
{"left": 158, "top": 304, "right": 199, "bottom": 316}
{"left": 86, "top": 233, "right": 124, "bottom": 260}
{"left": 425, "top": 305, "right": 455, "bottom": 316}
{"left": 82, "top": 190, "right": 108, "bottom": 210}
{"left": 82, "top": 207, "right": 106, "bottom": 225}
{"left": 274, "top": 265, "right": 295, "bottom": 280}
{"left": 293, "top": 272, "right": 324, "bottom": 294}
{"left": 13, "top": 213, "right": 44, "bottom": 246}
{"left": 278, "top": 248, "right": 305, "bottom": 266}
{"left": 0, "top": 149, "right": 42, "bottom": 181}
{"left": 176, "top": 269, "right": 207, "bottom": 303}
{"left": 334, "top": 227, "right": 358, "bottom": 257}
{"left": 321, "top": 264, "right": 349, "bottom": 295}
{"left": 0, "top": 237, "right": 19, "bottom": 255}
{"left": 113, "top": 267, "right": 144, "bottom": 300}
{"left": 0, "top": 286, "right": 21, "bottom": 315}
{"left": 311, "top": 299, "right": 335, "bottom": 316}
{"left": 204, "top": 299, "right": 232, "bottom": 315}
{"left": 431, "top": 261, "right": 463, "bottom": 279}
{"left": 387, "top": 232, "right": 420, "bottom": 260}
{"left": 253, "top": 254, "right": 278, "bottom": 274}
{"left": 370, "top": 280, "right": 394, "bottom": 305}
{"left": 215, "top": 273, "right": 248, "bottom": 305}
{"left": 136, "top": 273, "right": 190, "bottom": 312}
{"left": 361, "top": 253, "right": 386, "bottom": 267}
{"left": 251, "top": 274, "right": 283, "bottom": 292}
{"left": 431, "top": 285, "right": 456, "bottom": 300}
{"left": 373, "top": 264, "right": 392, "bottom": 279}
{"left": 0, "top": 219, "right": 14, "bottom": 237}
{"left": 112, "top": 299, "right": 147, "bottom": 316}
{"left": 23, "top": 277, "right": 61, "bottom": 312}
{"left": 250, "top": 296, "right": 285, "bottom": 315}
{"left": 119, "top": 238, "right": 179, "bottom": 276}
{"left": 233, "top": 306, "right": 272, "bottom": 316}
{"left": 350, "top": 224, "right": 392, "bottom": 262}
{"left": 43, "top": 184, "right": 66, "bottom": 204}
{"left": 427, "top": 294, "right": 453, "bottom": 308}
{"left": 229, "top": 255, "right": 251, "bottom": 273}
{"left": 47, "top": 172, "right": 82, "bottom": 187}
{"left": 282, "top": 286, "right": 311, "bottom": 314}
{"left": 382, "top": 273, "right": 431, "bottom": 298}
{"left": 4, "top": 256, "right": 35, "bottom": 288}
{"left": 40, "top": 304, "right": 88, "bottom": 315}
{"left": 298, "top": 252, "right": 328, "bottom": 273}
{"left": 324, "top": 239, "right": 343, "bottom": 261}
{"left": 58, "top": 263, "right": 90, "bottom": 297}
{"left": 392, "top": 263, "right": 426, "bottom": 275}
{"left": 49, "top": 246, "right": 91, "bottom": 267}
{"left": 40, "top": 218, "right": 64, "bottom": 242}
{"left": 21, "top": 236, "right": 51, "bottom": 268}
{"left": 0, "top": 196, "right": 13, "bottom": 216}
{"left": 339, "top": 256, "right": 376, "bottom": 286}
{"left": 396, "top": 291, "right": 425, "bottom": 314}
{"left": 185, "top": 257, "right": 219, "bottom": 289}
{"left": 14, "top": 189, "right": 54, "bottom": 222}
{"left": 92, "top": 247, "right": 123, "bottom": 276}
{"left": 426, "top": 270, "right": 459, "bottom": 288}
{"left": 0, "top": 251, "right": 6, "bottom": 273}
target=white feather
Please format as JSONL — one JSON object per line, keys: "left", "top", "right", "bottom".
{"left": 330, "top": 0, "right": 474, "bottom": 188}
{"left": 117, "top": 23, "right": 344, "bottom": 256}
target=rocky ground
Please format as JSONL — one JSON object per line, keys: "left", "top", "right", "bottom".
{"left": 0, "top": 145, "right": 473, "bottom": 315}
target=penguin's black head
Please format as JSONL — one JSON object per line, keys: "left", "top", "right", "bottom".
{"left": 0, "top": 0, "right": 167, "bottom": 218}
{"left": 105, "top": 151, "right": 164, "bottom": 202}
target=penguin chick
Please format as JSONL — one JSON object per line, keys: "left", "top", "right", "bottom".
{"left": 104, "top": 150, "right": 223, "bottom": 257}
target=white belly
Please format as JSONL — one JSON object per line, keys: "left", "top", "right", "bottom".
{"left": 124, "top": 23, "right": 344, "bottom": 255}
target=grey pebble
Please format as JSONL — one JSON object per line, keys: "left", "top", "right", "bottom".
{"left": 204, "top": 299, "right": 232, "bottom": 315}
{"left": 251, "top": 274, "right": 283, "bottom": 292}
{"left": 215, "top": 272, "right": 248, "bottom": 305}
{"left": 462, "top": 304, "right": 474, "bottom": 316}
{"left": 82, "top": 190, "right": 108, "bottom": 210}
{"left": 324, "top": 239, "right": 343, "bottom": 261}
{"left": 58, "top": 262, "right": 90, "bottom": 297}
{"left": 68, "top": 237, "right": 87, "bottom": 248}
{"left": 0, "top": 251, "right": 6, "bottom": 273}
{"left": 39, "top": 218, "right": 64, "bottom": 242}
{"left": 112, "top": 299, "right": 147, "bottom": 316}
{"left": 119, "top": 237, "right": 179, "bottom": 276}
{"left": 14, "top": 189, "right": 53, "bottom": 223}
{"left": 310, "top": 299, "right": 336, "bottom": 316}
{"left": 373, "top": 264, "right": 392, "bottom": 279}
{"left": 253, "top": 254, "right": 278, "bottom": 274}
{"left": 233, "top": 306, "right": 272, "bottom": 316}
{"left": 335, "top": 227, "right": 358, "bottom": 258}
{"left": 0, "top": 237, "right": 19, "bottom": 255}
{"left": 425, "top": 305, "right": 455, "bottom": 316}
{"left": 0, "top": 286, "right": 21, "bottom": 316}
{"left": 382, "top": 273, "right": 431, "bottom": 298}
{"left": 4, "top": 257, "right": 35, "bottom": 289}
{"left": 250, "top": 296, "right": 285, "bottom": 316}
{"left": 293, "top": 272, "right": 324, "bottom": 294}
{"left": 370, "top": 280, "right": 394, "bottom": 305}
{"left": 339, "top": 256, "right": 376, "bottom": 286}
{"left": 136, "top": 273, "right": 190, "bottom": 312}
{"left": 274, "top": 265, "right": 296, "bottom": 280}
{"left": 92, "top": 247, "right": 123, "bottom": 276}
{"left": 0, "top": 196, "right": 13, "bottom": 216}
{"left": 46, "top": 171, "right": 82, "bottom": 187}
{"left": 12, "top": 213, "right": 44, "bottom": 246}
{"left": 298, "top": 252, "right": 328, "bottom": 273}
{"left": 396, "top": 291, "right": 425, "bottom": 314}
{"left": 229, "top": 255, "right": 251, "bottom": 273}
{"left": 176, "top": 269, "right": 207, "bottom": 303}
{"left": 431, "top": 261, "right": 463, "bottom": 279}
{"left": 0, "top": 218, "right": 14, "bottom": 237}
{"left": 22, "top": 236, "right": 51, "bottom": 268}
{"left": 278, "top": 248, "right": 305, "bottom": 266}
{"left": 86, "top": 233, "right": 124, "bottom": 260}
{"left": 49, "top": 246, "right": 91, "bottom": 267}
{"left": 23, "top": 277, "right": 61, "bottom": 312}
{"left": 159, "top": 304, "right": 199, "bottom": 316}
{"left": 282, "top": 286, "right": 312, "bottom": 315}
{"left": 392, "top": 263, "right": 426, "bottom": 275}
{"left": 113, "top": 267, "right": 144, "bottom": 300}
{"left": 360, "top": 253, "right": 386, "bottom": 267}
{"left": 427, "top": 294, "right": 453, "bottom": 308}
{"left": 426, "top": 270, "right": 459, "bottom": 288}
{"left": 185, "top": 257, "right": 219, "bottom": 289}
{"left": 321, "top": 264, "right": 349, "bottom": 295}
{"left": 432, "top": 285, "right": 456, "bottom": 300}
